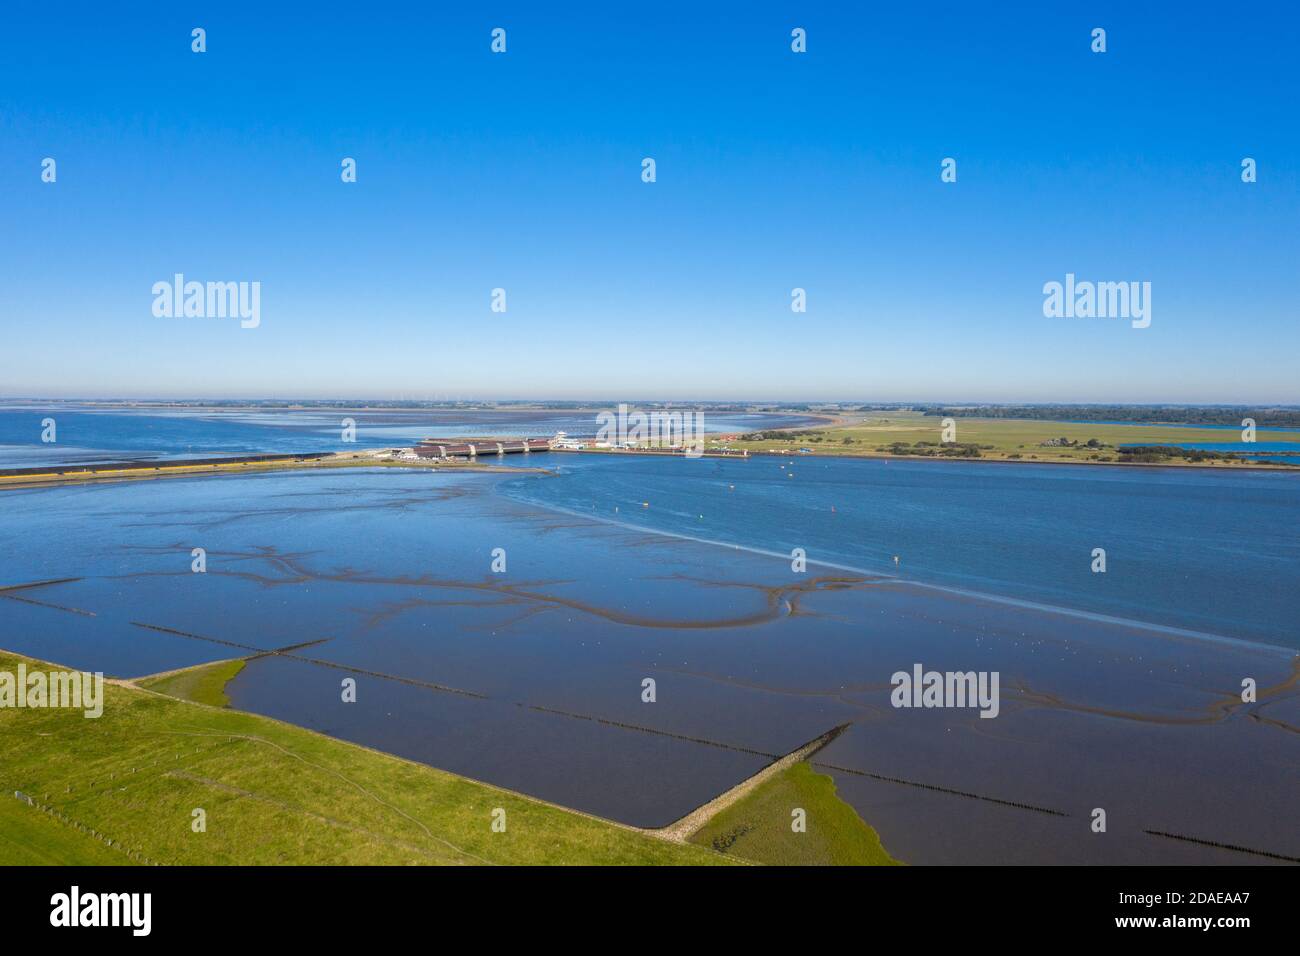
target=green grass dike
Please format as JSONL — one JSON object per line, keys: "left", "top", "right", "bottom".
{"left": 137, "top": 658, "right": 247, "bottom": 707}
{"left": 0, "top": 651, "right": 730, "bottom": 866}
{"left": 688, "top": 761, "right": 901, "bottom": 865}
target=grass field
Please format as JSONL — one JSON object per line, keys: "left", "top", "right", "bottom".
{"left": 713, "top": 412, "right": 1300, "bottom": 466}
{"left": 137, "top": 659, "right": 246, "bottom": 708}
{"left": 0, "top": 794, "right": 134, "bottom": 865}
{"left": 688, "top": 761, "right": 899, "bottom": 865}
{"left": 0, "top": 651, "right": 729, "bottom": 865}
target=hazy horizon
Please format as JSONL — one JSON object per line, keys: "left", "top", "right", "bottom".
{"left": 5, "top": 393, "right": 1300, "bottom": 407}
{"left": 8, "top": 393, "right": 1300, "bottom": 408}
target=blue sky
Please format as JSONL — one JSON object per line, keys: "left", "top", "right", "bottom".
{"left": 1, "top": 2, "right": 1297, "bottom": 402}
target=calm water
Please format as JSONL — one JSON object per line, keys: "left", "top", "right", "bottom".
{"left": 0, "top": 405, "right": 813, "bottom": 468}
{"left": 502, "top": 454, "right": 1300, "bottom": 649}
{"left": 1, "top": 462, "right": 1296, "bottom": 860}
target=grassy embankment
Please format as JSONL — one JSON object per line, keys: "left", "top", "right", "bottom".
{"left": 137, "top": 659, "right": 246, "bottom": 708}
{"left": 0, "top": 453, "right": 545, "bottom": 490}
{"left": 0, "top": 655, "right": 894, "bottom": 863}
{"left": 711, "top": 411, "right": 1300, "bottom": 466}
{"left": 0, "top": 794, "right": 130, "bottom": 865}
{"left": 0, "top": 651, "right": 727, "bottom": 865}
{"left": 689, "top": 761, "right": 899, "bottom": 865}
{"left": 1, "top": 650, "right": 895, "bottom": 865}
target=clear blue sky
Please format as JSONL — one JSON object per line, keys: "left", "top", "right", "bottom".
{"left": 2, "top": 2, "right": 1297, "bottom": 403}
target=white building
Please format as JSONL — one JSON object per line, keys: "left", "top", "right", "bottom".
{"left": 552, "top": 431, "right": 587, "bottom": 450}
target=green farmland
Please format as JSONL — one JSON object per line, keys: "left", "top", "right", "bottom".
{"left": 715, "top": 411, "right": 1300, "bottom": 466}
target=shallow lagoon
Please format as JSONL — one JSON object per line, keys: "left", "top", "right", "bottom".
{"left": 0, "top": 405, "right": 814, "bottom": 468}
{"left": 1, "top": 464, "right": 1296, "bottom": 862}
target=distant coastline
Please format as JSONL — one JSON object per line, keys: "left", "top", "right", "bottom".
{"left": 2, "top": 401, "right": 1298, "bottom": 476}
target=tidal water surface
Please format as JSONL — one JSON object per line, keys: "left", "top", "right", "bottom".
{"left": 0, "top": 404, "right": 814, "bottom": 468}
{"left": 503, "top": 453, "right": 1300, "bottom": 649}
{"left": 0, "top": 461, "right": 1296, "bottom": 862}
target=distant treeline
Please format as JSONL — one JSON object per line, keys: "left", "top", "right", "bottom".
{"left": 742, "top": 429, "right": 826, "bottom": 441}
{"left": 920, "top": 405, "right": 1300, "bottom": 427}
{"left": 885, "top": 441, "right": 988, "bottom": 458}
{"left": 1117, "top": 445, "right": 1237, "bottom": 463}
